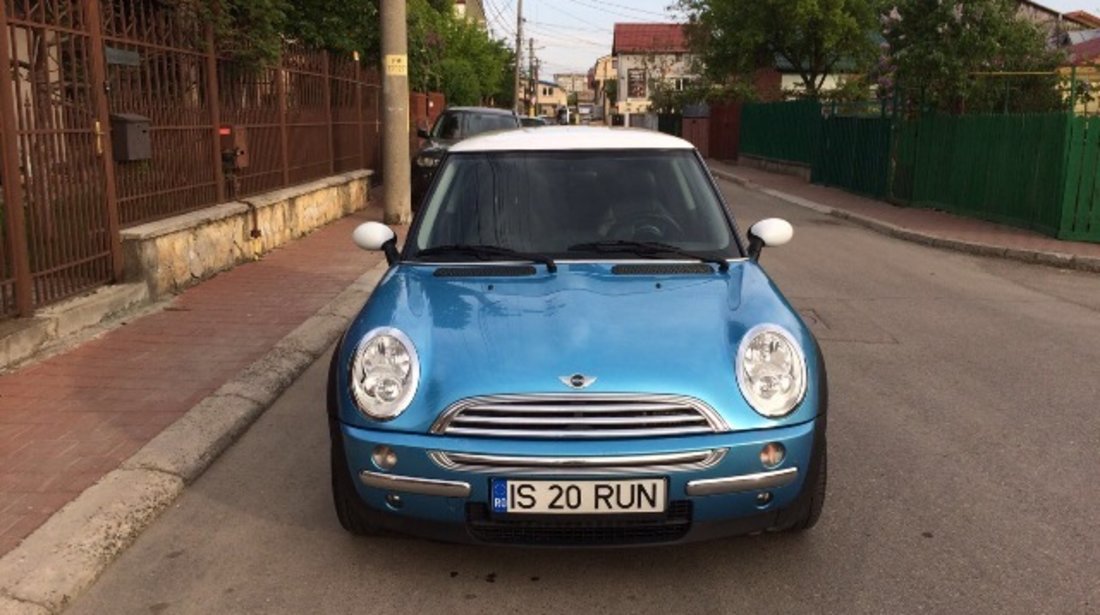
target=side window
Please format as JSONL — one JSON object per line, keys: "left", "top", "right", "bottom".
{"left": 434, "top": 113, "right": 461, "bottom": 139}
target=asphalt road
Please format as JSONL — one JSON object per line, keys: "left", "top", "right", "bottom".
{"left": 70, "top": 180, "right": 1100, "bottom": 614}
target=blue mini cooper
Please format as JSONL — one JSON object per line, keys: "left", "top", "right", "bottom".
{"left": 328, "top": 127, "right": 827, "bottom": 546}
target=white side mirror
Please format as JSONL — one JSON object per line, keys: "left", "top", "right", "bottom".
{"left": 747, "top": 218, "right": 793, "bottom": 261}
{"left": 353, "top": 222, "right": 399, "bottom": 265}
{"left": 352, "top": 222, "right": 396, "bottom": 251}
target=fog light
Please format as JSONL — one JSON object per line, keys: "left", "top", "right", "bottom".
{"left": 385, "top": 493, "right": 403, "bottom": 509}
{"left": 760, "top": 442, "right": 785, "bottom": 469}
{"left": 372, "top": 445, "right": 398, "bottom": 470}
{"left": 756, "top": 492, "right": 773, "bottom": 506}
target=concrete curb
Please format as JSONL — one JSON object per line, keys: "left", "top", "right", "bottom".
{"left": 712, "top": 168, "right": 1100, "bottom": 274}
{"left": 0, "top": 260, "right": 389, "bottom": 613}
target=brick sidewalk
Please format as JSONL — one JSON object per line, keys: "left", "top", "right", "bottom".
{"left": 0, "top": 207, "right": 387, "bottom": 556}
{"left": 711, "top": 161, "right": 1100, "bottom": 261}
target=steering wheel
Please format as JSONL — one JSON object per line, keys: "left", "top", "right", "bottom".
{"left": 609, "top": 213, "right": 684, "bottom": 242}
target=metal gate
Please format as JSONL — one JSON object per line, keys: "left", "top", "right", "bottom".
{"left": 0, "top": 0, "right": 120, "bottom": 317}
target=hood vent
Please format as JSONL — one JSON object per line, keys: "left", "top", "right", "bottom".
{"left": 611, "top": 263, "right": 715, "bottom": 275}
{"left": 434, "top": 265, "right": 537, "bottom": 277}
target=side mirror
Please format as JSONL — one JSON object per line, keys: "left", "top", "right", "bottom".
{"left": 417, "top": 127, "right": 431, "bottom": 139}
{"left": 746, "top": 218, "right": 793, "bottom": 261}
{"left": 352, "top": 222, "right": 399, "bottom": 265}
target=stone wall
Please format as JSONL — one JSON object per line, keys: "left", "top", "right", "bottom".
{"left": 122, "top": 170, "right": 373, "bottom": 299}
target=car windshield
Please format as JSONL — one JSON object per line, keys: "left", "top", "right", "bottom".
{"left": 431, "top": 111, "right": 517, "bottom": 140}
{"left": 410, "top": 150, "right": 738, "bottom": 257}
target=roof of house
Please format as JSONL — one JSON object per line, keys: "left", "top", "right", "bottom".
{"left": 450, "top": 126, "right": 694, "bottom": 153}
{"left": 1066, "top": 11, "right": 1100, "bottom": 28}
{"left": 1068, "top": 36, "right": 1100, "bottom": 63}
{"left": 1019, "top": 0, "right": 1100, "bottom": 28}
{"left": 612, "top": 23, "right": 689, "bottom": 55}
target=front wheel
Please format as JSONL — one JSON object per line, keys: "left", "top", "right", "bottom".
{"left": 775, "top": 436, "right": 827, "bottom": 532}
{"left": 327, "top": 345, "right": 386, "bottom": 536}
{"left": 330, "top": 424, "right": 387, "bottom": 536}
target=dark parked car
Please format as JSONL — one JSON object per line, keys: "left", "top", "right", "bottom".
{"left": 412, "top": 107, "right": 521, "bottom": 207}
{"left": 520, "top": 116, "right": 548, "bottom": 127}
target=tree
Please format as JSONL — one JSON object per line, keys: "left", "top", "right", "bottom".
{"left": 407, "top": 0, "right": 514, "bottom": 104}
{"left": 209, "top": 0, "right": 380, "bottom": 66}
{"left": 884, "top": 0, "right": 1062, "bottom": 113}
{"left": 211, "top": 0, "right": 290, "bottom": 66}
{"left": 677, "top": 0, "right": 882, "bottom": 97}
{"left": 284, "top": 0, "right": 381, "bottom": 57}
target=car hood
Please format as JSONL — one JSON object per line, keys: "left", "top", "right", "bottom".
{"left": 340, "top": 262, "right": 821, "bottom": 433}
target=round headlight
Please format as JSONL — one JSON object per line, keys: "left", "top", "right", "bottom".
{"left": 736, "top": 325, "right": 807, "bottom": 418}
{"left": 416, "top": 155, "right": 440, "bottom": 168}
{"left": 349, "top": 328, "right": 420, "bottom": 421}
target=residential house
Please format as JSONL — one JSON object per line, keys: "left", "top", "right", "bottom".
{"left": 555, "top": 73, "right": 589, "bottom": 95}
{"left": 517, "top": 78, "right": 569, "bottom": 119}
{"left": 1017, "top": 0, "right": 1097, "bottom": 44}
{"left": 590, "top": 54, "right": 618, "bottom": 121}
{"left": 771, "top": 55, "right": 863, "bottom": 98}
{"left": 611, "top": 23, "right": 699, "bottom": 128}
{"left": 454, "top": 0, "right": 486, "bottom": 25}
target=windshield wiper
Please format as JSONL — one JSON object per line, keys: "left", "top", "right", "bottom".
{"left": 416, "top": 244, "right": 557, "bottom": 273}
{"left": 568, "top": 240, "right": 729, "bottom": 272}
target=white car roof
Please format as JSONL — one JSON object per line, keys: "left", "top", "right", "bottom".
{"left": 448, "top": 126, "right": 696, "bottom": 153}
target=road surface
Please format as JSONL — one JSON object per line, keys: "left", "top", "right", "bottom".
{"left": 70, "top": 179, "right": 1100, "bottom": 614}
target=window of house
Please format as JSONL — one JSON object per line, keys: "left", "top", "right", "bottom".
{"left": 671, "top": 78, "right": 694, "bottom": 92}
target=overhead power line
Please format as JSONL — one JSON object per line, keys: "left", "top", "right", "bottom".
{"left": 563, "top": 0, "right": 671, "bottom": 21}
{"left": 526, "top": 26, "right": 608, "bottom": 48}
{"left": 484, "top": 0, "right": 516, "bottom": 38}
{"left": 528, "top": 19, "right": 612, "bottom": 33}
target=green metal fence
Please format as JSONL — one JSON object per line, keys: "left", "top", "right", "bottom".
{"left": 1061, "top": 116, "right": 1100, "bottom": 241}
{"left": 739, "top": 99, "right": 821, "bottom": 165}
{"left": 736, "top": 100, "right": 1100, "bottom": 243}
{"left": 893, "top": 113, "right": 1070, "bottom": 235}
{"left": 813, "top": 115, "right": 893, "bottom": 198}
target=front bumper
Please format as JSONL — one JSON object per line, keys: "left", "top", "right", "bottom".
{"left": 337, "top": 417, "right": 822, "bottom": 545}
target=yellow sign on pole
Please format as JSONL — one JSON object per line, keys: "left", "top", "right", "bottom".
{"left": 384, "top": 54, "right": 408, "bottom": 77}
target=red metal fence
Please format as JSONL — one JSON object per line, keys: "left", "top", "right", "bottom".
{"left": 709, "top": 101, "right": 742, "bottom": 161}
{"left": 0, "top": 0, "right": 387, "bottom": 319}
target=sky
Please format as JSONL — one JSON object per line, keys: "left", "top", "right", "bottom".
{"left": 482, "top": 0, "right": 675, "bottom": 76}
{"left": 482, "top": 0, "right": 1100, "bottom": 77}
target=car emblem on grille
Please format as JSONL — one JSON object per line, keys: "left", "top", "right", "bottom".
{"left": 560, "top": 373, "right": 597, "bottom": 389}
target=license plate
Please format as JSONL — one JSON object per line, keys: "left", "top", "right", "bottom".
{"left": 491, "top": 478, "right": 667, "bottom": 514}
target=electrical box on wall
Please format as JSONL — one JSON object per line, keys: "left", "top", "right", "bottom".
{"left": 219, "top": 125, "right": 249, "bottom": 169}
{"left": 109, "top": 113, "right": 152, "bottom": 162}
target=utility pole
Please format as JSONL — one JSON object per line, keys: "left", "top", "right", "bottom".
{"left": 381, "top": 0, "right": 411, "bottom": 224}
{"left": 529, "top": 38, "right": 535, "bottom": 117}
{"left": 514, "top": 0, "right": 523, "bottom": 115}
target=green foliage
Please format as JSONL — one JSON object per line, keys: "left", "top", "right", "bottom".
{"left": 885, "top": 0, "right": 1063, "bottom": 113}
{"left": 207, "top": 0, "right": 380, "bottom": 66}
{"left": 285, "top": 0, "right": 381, "bottom": 57}
{"left": 677, "top": 0, "right": 882, "bottom": 97}
{"left": 650, "top": 77, "right": 757, "bottom": 112}
{"left": 204, "top": 0, "right": 511, "bottom": 104}
{"left": 407, "top": 0, "right": 514, "bottom": 105}
{"left": 818, "top": 75, "right": 874, "bottom": 104}
{"left": 604, "top": 79, "right": 618, "bottom": 105}
{"left": 210, "top": 0, "right": 289, "bottom": 67}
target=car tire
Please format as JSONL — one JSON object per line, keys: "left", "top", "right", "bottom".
{"left": 776, "top": 435, "right": 827, "bottom": 533}
{"left": 328, "top": 346, "right": 387, "bottom": 537}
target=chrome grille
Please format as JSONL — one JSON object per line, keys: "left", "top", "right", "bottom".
{"left": 430, "top": 394, "right": 729, "bottom": 439}
{"left": 428, "top": 449, "right": 728, "bottom": 475}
